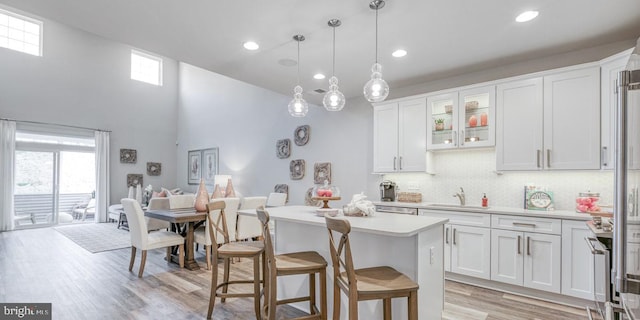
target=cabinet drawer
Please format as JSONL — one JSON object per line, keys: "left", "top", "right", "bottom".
{"left": 419, "top": 209, "right": 491, "bottom": 228}
{"left": 491, "top": 215, "right": 561, "bottom": 235}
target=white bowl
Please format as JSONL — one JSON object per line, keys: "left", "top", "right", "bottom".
{"left": 316, "top": 208, "right": 339, "bottom": 217}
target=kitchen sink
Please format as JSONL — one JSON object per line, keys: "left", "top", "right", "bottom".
{"left": 426, "top": 203, "right": 490, "bottom": 210}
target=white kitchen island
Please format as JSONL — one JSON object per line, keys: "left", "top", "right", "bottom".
{"left": 238, "top": 206, "right": 448, "bottom": 320}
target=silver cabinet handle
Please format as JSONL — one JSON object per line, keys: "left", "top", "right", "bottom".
{"left": 453, "top": 131, "right": 458, "bottom": 147}
{"left": 547, "top": 149, "right": 551, "bottom": 168}
{"left": 461, "top": 129, "right": 465, "bottom": 146}
{"left": 527, "top": 236, "right": 531, "bottom": 256}
{"left": 517, "top": 235, "right": 522, "bottom": 254}
{"left": 537, "top": 150, "right": 542, "bottom": 168}
{"left": 602, "top": 146, "right": 608, "bottom": 167}
{"left": 399, "top": 156, "right": 403, "bottom": 170}
{"left": 453, "top": 228, "right": 457, "bottom": 245}
{"left": 393, "top": 156, "right": 397, "bottom": 170}
{"left": 512, "top": 222, "right": 536, "bottom": 228}
{"left": 445, "top": 227, "right": 449, "bottom": 244}
{"left": 584, "top": 237, "right": 605, "bottom": 255}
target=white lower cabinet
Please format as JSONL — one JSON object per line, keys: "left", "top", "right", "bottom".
{"left": 491, "top": 229, "right": 561, "bottom": 293}
{"left": 450, "top": 225, "right": 491, "bottom": 279}
{"left": 561, "top": 220, "right": 596, "bottom": 300}
{"left": 444, "top": 224, "right": 451, "bottom": 272}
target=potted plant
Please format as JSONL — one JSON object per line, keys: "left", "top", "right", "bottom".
{"left": 434, "top": 118, "right": 445, "bottom": 131}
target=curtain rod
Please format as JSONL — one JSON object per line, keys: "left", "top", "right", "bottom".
{"left": 0, "top": 118, "right": 111, "bottom": 133}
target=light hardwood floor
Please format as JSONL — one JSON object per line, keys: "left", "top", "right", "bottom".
{"left": 0, "top": 226, "right": 600, "bottom": 320}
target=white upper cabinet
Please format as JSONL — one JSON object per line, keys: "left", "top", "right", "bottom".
{"left": 600, "top": 48, "right": 634, "bottom": 170}
{"left": 497, "top": 65, "right": 601, "bottom": 171}
{"left": 543, "top": 67, "right": 600, "bottom": 170}
{"left": 372, "top": 98, "right": 426, "bottom": 173}
{"left": 427, "top": 86, "right": 495, "bottom": 150}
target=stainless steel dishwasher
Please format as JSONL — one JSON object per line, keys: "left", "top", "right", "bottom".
{"left": 375, "top": 205, "right": 418, "bottom": 215}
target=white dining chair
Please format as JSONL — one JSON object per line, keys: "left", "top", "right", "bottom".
{"left": 236, "top": 196, "right": 267, "bottom": 241}
{"left": 194, "top": 197, "right": 240, "bottom": 270}
{"left": 121, "top": 199, "right": 185, "bottom": 277}
{"left": 146, "top": 198, "right": 171, "bottom": 231}
{"left": 266, "top": 193, "right": 287, "bottom": 207}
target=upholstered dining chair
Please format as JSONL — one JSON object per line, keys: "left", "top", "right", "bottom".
{"left": 121, "top": 199, "right": 185, "bottom": 277}
{"left": 146, "top": 198, "right": 171, "bottom": 231}
{"left": 325, "top": 216, "right": 419, "bottom": 320}
{"left": 266, "top": 192, "right": 287, "bottom": 207}
{"left": 257, "top": 207, "right": 328, "bottom": 320}
{"left": 194, "top": 197, "right": 240, "bottom": 270}
{"left": 206, "top": 201, "right": 264, "bottom": 320}
{"left": 236, "top": 196, "right": 267, "bottom": 241}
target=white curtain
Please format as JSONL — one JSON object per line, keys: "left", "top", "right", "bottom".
{"left": 94, "top": 131, "right": 110, "bottom": 223}
{"left": 0, "top": 120, "right": 16, "bottom": 231}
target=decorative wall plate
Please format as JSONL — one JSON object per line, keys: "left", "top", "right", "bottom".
{"left": 305, "top": 187, "right": 322, "bottom": 207}
{"left": 289, "top": 159, "right": 305, "bottom": 180}
{"left": 120, "top": 149, "right": 137, "bottom": 163}
{"left": 147, "top": 162, "right": 161, "bottom": 176}
{"left": 127, "top": 174, "right": 143, "bottom": 187}
{"left": 274, "top": 184, "right": 289, "bottom": 203}
{"left": 276, "top": 139, "right": 291, "bottom": 159}
{"left": 313, "top": 162, "right": 331, "bottom": 184}
{"left": 294, "top": 125, "right": 310, "bottom": 146}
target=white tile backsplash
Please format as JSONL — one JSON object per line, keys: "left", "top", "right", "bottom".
{"left": 383, "top": 149, "right": 613, "bottom": 211}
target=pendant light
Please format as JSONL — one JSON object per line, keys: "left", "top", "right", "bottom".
{"left": 288, "top": 34, "right": 309, "bottom": 117}
{"left": 363, "top": 0, "right": 390, "bottom": 102}
{"left": 322, "top": 19, "right": 346, "bottom": 111}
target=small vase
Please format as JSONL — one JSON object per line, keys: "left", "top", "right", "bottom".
{"left": 212, "top": 184, "right": 223, "bottom": 199}
{"left": 194, "top": 179, "right": 209, "bottom": 212}
{"left": 225, "top": 179, "right": 236, "bottom": 197}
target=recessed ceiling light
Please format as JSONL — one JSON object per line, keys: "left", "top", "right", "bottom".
{"left": 515, "top": 11, "right": 539, "bottom": 22}
{"left": 243, "top": 41, "right": 259, "bottom": 50}
{"left": 313, "top": 73, "right": 326, "bottom": 80}
{"left": 392, "top": 49, "right": 407, "bottom": 58}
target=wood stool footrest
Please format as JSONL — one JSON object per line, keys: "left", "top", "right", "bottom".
{"left": 277, "top": 296, "right": 312, "bottom": 305}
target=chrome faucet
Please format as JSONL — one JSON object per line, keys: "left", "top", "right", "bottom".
{"left": 453, "top": 187, "right": 465, "bottom": 206}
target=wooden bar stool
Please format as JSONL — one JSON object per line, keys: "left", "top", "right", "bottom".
{"left": 325, "top": 216, "right": 418, "bottom": 320}
{"left": 206, "top": 201, "right": 265, "bottom": 320}
{"left": 256, "top": 207, "right": 328, "bottom": 320}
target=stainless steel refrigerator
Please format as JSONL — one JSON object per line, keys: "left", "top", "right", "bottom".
{"left": 614, "top": 36, "right": 640, "bottom": 319}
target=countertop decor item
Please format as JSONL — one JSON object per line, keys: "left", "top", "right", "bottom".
{"left": 288, "top": 34, "right": 309, "bottom": 117}
{"left": 343, "top": 193, "right": 375, "bottom": 216}
{"left": 146, "top": 162, "right": 161, "bottom": 176}
{"left": 524, "top": 186, "right": 554, "bottom": 211}
{"left": 322, "top": 19, "right": 346, "bottom": 111}
{"left": 311, "top": 196, "right": 341, "bottom": 209}
{"left": 316, "top": 208, "right": 340, "bottom": 217}
{"left": 397, "top": 192, "right": 422, "bottom": 203}
{"left": 289, "top": 159, "right": 305, "bottom": 180}
{"left": 363, "top": 0, "right": 389, "bottom": 102}
{"left": 576, "top": 191, "right": 601, "bottom": 213}
{"left": 313, "top": 162, "right": 331, "bottom": 184}
{"left": 120, "top": 149, "right": 137, "bottom": 163}
{"left": 276, "top": 139, "right": 291, "bottom": 159}
{"left": 187, "top": 149, "right": 201, "bottom": 185}
{"left": 294, "top": 125, "right": 310, "bottom": 146}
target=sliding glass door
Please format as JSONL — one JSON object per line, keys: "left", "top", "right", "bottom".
{"left": 13, "top": 131, "right": 95, "bottom": 228}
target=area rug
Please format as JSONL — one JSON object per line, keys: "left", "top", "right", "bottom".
{"left": 55, "top": 223, "right": 130, "bottom": 253}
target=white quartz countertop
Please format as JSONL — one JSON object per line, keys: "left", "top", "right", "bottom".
{"left": 238, "top": 205, "right": 448, "bottom": 237}
{"left": 373, "top": 201, "right": 593, "bottom": 221}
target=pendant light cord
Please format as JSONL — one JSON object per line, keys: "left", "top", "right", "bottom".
{"left": 332, "top": 26, "right": 336, "bottom": 76}
{"left": 375, "top": 7, "right": 379, "bottom": 64}
{"left": 297, "top": 39, "right": 301, "bottom": 85}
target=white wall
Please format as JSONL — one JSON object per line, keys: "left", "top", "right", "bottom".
{"left": 177, "top": 63, "right": 372, "bottom": 206}
{"left": 0, "top": 7, "right": 179, "bottom": 204}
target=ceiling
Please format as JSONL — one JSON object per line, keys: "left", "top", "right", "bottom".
{"left": 2, "top": 0, "right": 640, "bottom": 105}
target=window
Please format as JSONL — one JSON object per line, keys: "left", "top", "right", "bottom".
{"left": 0, "top": 8, "right": 42, "bottom": 56}
{"left": 131, "top": 50, "right": 163, "bottom": 86}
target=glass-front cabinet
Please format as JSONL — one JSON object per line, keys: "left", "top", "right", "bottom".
{"left": 427, "top": 85, "right": 495, "bottom": 150}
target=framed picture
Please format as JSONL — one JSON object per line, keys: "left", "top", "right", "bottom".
{"left": 146, "top": 162, "right": 161, "bottom": 176}
{"left": 126, "top": 174, "right": 143, "bottom": 187}
{"left": 188, "top": 150, "right": 202, "bottom": 185}
{"left": 120, "top": 149, "right": 137, "bottom": 163}
{"left": 202, "top": 147, "right": 219, "bottom": 185}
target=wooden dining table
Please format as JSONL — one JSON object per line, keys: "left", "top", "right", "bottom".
{"left": 145, "top": 208, "right": 207, "bottom": 271}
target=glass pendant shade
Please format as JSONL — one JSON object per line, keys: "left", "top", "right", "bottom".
{"left": 323, "top": 76, "right": 345, "bottom": 111}
{"left": 363, "top": 63, "right": 389, "bottom": 102}
{"left": 288, "top": 85, "right": 309, "bottom": 117}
